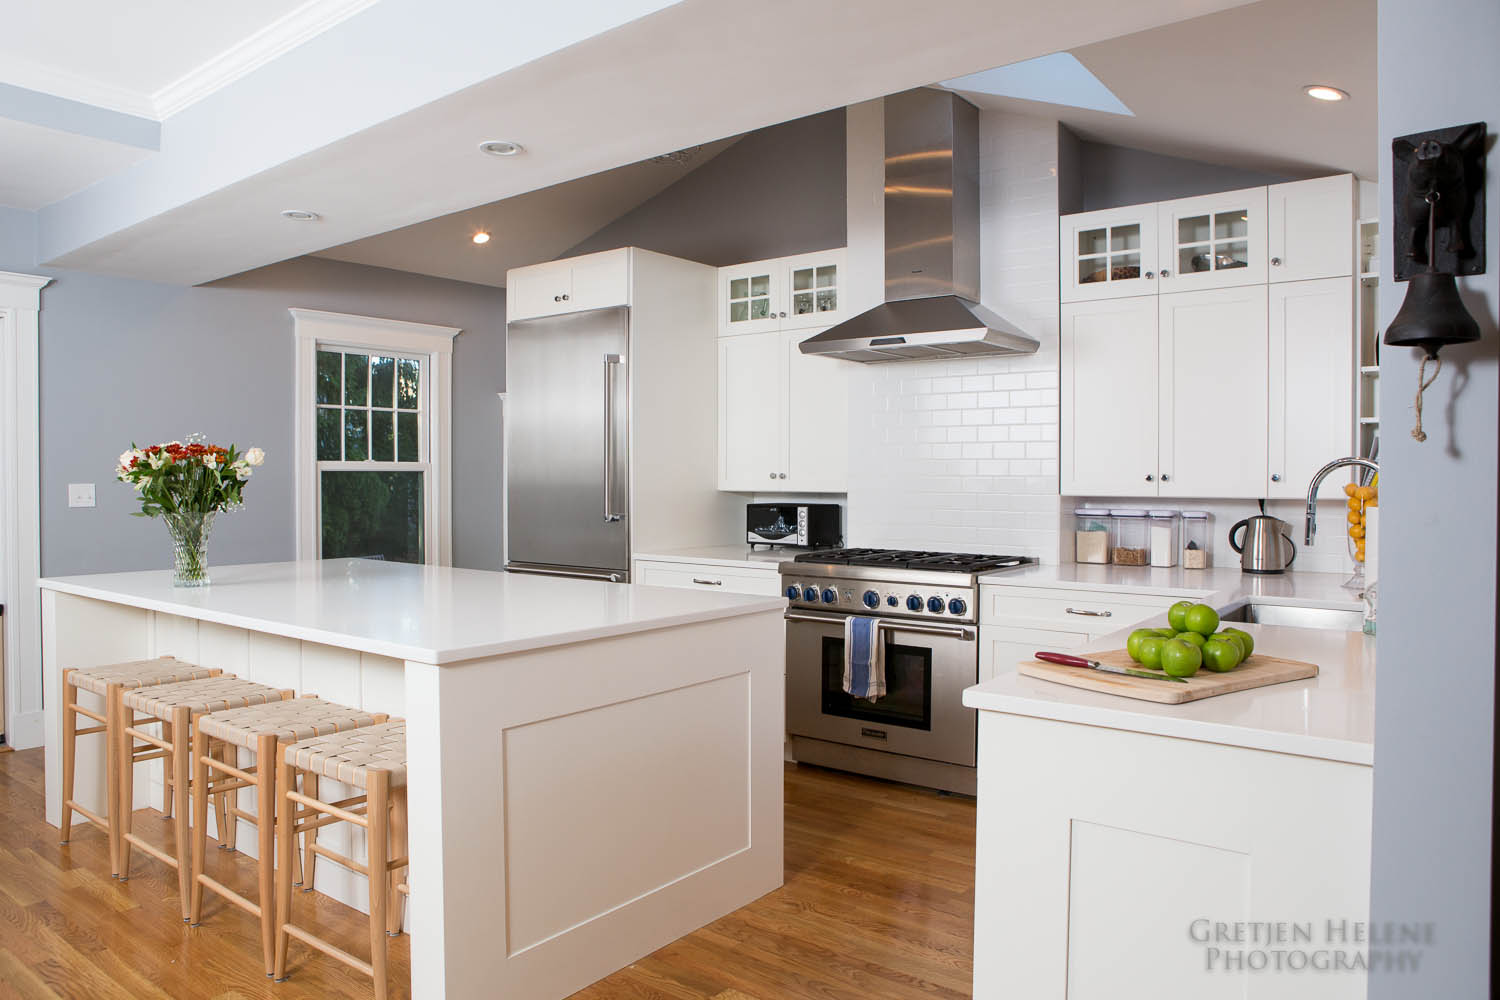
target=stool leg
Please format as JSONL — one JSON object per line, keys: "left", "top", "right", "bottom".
{"left": 161, "top": 720, "right": 174, "bottom": 820}
{"left": 257, "top": 732, "right": 278, "bottom": 977}
{"left": 212, "top": 740, "right": 234, "bottom": 852}
{"left": 108, "top": 685, "right": 126, "bottom": 877}
{"left": 273, "top": 756, "right": 296, "bottom": 983}
{"left": 367, "top": 771, "right": 390, "bottom": 1000}
{"left": 172, "top": 706, "right": 193, "bottom": 921}
{"left": 59, "top": 672, "right": 77, "bottom": 846}
{"left": 300, "top": 772, "right": 319, "bottom": 892}
{"left": 189, "top": 728, "right": 210, "bottom": 926}
{"left": 118, "top": 703, "right": 135, "bottom": 881}
{"left": 388, "top": 785, "right": 407, "bottom": 937}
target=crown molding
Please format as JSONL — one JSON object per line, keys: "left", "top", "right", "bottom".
{"left": 152, "top": 0, "right": 379, "bottom": 118}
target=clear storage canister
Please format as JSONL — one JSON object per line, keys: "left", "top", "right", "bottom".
{"left": 1148, "top": 510, "right": 1180, "bottom": 568}
{"left": 1111, "top": 509, "right": 1149, "bottom": 566}
{"left": 1074, "top": 507, "right": 1113, "bottom": 564}
{"left": 1181, "top": 510, "right": 1212, "bottom": 569}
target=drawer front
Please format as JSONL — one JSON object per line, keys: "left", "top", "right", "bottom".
{"left": 980, "top": 624, "right": 1090, "bottom": 684}
{"left": 982, "top": 586, "right": 1184, "bottom": 632}
{"left": 633, "top": 560, "right": 782, "bottom": 597}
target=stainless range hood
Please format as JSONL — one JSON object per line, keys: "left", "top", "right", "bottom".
{"left": 800, "top": 88, "right": 1039, "bottom": 363}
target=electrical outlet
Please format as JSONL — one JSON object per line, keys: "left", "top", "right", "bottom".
{"left": 67, "top": 483, "right": 96, "bottom": 508}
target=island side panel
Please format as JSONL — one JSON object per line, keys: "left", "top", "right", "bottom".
{"left": 404, "top": 608, "right": 784, "bottom": 1000}
{"left": 972, "top": 710, "right": 1373, "bottom": 1000}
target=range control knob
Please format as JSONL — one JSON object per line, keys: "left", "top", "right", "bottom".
{"left": 906, "top": 594, "right": 923, "bottom": 612}
{"left": 862, "top": 590, "right": 880, "bottom": 609}
{"left": 802, "top": 586, "right": 819, "bottom": 603}
{"left": 785, "top": 585, "right": 800, "bottom": 601}
{"left": 821, "top": 588, "right": 838, "bottom": 604}
{"left": 886, "top": 595, "right": 899, "bottom": 607}
{"left": 948, "top": 598, "right": 967, "bottom": 616}
{"left": 927, "top": 596, "right": 945, "bottom": 613}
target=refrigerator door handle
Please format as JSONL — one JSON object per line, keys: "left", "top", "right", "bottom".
{"left": 603, "top": 353, "right": 624, "bottom": 523}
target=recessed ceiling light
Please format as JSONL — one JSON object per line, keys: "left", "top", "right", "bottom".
{"left": 280, "top": 209, "right": 320, "bottom": 221}
{"left": 1303, "top": 85, "right": 1349, "bottom": 102}
{"left": 472, "top": 231, "right": 491, "bottom": 245}
{"left": 478, "top": 140, "right": 524, "bottom": 157}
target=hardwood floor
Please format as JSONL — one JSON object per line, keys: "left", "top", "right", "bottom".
{"left": 0, "top": 749, "right": 975, "bottom": 999}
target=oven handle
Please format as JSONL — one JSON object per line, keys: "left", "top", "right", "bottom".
{"left": 783, "top": 610, "right": 975, "bottom": 641}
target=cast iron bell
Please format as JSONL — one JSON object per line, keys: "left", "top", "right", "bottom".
{"left": 1383, "top": 270, "right": 1482, "bottom": 358}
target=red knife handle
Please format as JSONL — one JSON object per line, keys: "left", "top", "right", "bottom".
{"left": 1036, "top": 651, "right": 1091, "bottom": 668}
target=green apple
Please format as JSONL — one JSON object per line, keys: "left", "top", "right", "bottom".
{"left": 1126, "top": 629, "right": 1157, "bottom": 662}
{"left": 1136, "top": 636, "right": 1167, "bottom": 670}
{"left": 1212, "top": 632, "right": 1248, "bottom": 659}
{"left": 1184, "top": 603, "right": 1221, "bottom": 636}
{"left": 1160, "top": 638, "right": 1203, "bottom": 678}
{"left": 1174, "top": 631, "right": 1207, "bottom": 649}
{"left": 1167, "top": 600, "right": 1195, "bottom": 632}
{"left": 1221, "top": 627, "right": 1255, "bottom": 658}
{"left": 1202, "top": 638, "right": 1242, "bottom": 673}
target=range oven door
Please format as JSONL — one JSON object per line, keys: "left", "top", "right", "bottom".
{"left": 785, "top": 610, "right": 977, "bottom": 767}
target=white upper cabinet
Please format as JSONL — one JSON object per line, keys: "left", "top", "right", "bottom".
{"left": 1156, "top": 286, "right": 1269, "bottom": 498}
{"left": 1060, "top": 206, "right": 1159, "bottom": 303}
{"left": 507, "top": 248, "right": 631, "bottom": 322}
{"left": 1267, "top": 174, "right": 1356, "bottom": 282}
{"left": 1061, "top": 297, "right": 1160, "bottom": 495}
{"left": 1156, "top": 187, "right": 1268, "bottom": 291}
{"left": 1267, "top": 277, "right": 1354, "bottom": 498}
{"left": 719, "top": 248, "right": 847, "bottom": 335}
{"left": 783, "top": 327, "right": 849, "bottom": 492}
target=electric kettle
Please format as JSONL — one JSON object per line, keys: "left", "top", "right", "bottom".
{"left": 1229, "top": 513, "right": 1297, "bottom": 574}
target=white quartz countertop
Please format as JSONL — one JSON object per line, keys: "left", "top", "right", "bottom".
{"left": 40, "top": 559, "right": 786, "bottom": 664}
{"left": 633, "top": 545, "right": 792, "bottom": 569}
{"left": 967, "top": 566, "right": 1375, "bottom": 764}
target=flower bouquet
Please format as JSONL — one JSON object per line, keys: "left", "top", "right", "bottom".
{"left": 117, "top": 435, "right": 265, "bottom": 587}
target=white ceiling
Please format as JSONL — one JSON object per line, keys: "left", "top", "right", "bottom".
{"left": 0, "top": 118, "right": 155, "bottom": 210}
{"left": 0, "top": 0, "right": 372, "bottom": 118}
{"left": 949, "top": 0, "right": 1377, "bottom": 179}
{"left": 316, "top": 138, "right": 740, "bottom": 287}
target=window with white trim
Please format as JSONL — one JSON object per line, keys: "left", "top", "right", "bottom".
{"left": 291, "top": 309, "right": 458, "bottom": 565}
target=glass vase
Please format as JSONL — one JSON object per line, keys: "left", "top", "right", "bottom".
{"left": 164, "top": 511, "right": 216, "bottom": 588}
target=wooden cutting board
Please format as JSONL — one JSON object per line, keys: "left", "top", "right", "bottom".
{"left": 1018, "top": 648, "right": 1318, "bottom": 704}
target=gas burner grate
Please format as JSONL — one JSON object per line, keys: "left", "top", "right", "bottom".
{"left": 794, "top": 548, "right": 1036, "bottom": 572}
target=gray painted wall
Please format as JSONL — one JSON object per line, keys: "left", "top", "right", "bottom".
{"left": 0, "top": 206, "right": 36, "bottom": 266}
{"left": 0, "top": 215, "right": 507, "bottom": 577}
{"left": 1067, "top": 136, "right": 1307, "bottom": 211}
{"left": 566, "top": 109, "right": 847, "bottom": 265}
{"left": 1370, "top": 0, "right": 1498, "bottom": 994}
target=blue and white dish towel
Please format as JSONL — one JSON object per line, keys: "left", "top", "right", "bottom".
{"left": 843, "top": 615, "right": 886, "bottom": 701}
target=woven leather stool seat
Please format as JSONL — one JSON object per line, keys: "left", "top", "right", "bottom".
{"left": 124, "top": 676, "right": 285, "bottom": 719}
{"left": 286, "top": 722, "right": 406, "bottom": 788}
{"left": 71, "top": 656, "right": 215, "bottom": 697}
{"left": 199, "top": 698, "right": 382, "bottom": 750}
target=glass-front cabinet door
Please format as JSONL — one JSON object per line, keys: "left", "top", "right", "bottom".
{"left": 719, "top": 260, "right": 782, "bottom": 336}
{"left": 1060, "top": 206, "right": 1159, "bottom": 302}
{"left": 780, "top": 248, "right": 848, "bottom": 330}
{"left": 1156, "top": 187, "right": 1268, "bottom": 291}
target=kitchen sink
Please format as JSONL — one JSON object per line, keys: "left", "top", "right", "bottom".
{"left": 1220, "top": 601, "right": 1365, "bottom": 632}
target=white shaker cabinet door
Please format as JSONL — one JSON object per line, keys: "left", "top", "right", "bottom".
{"left": 1268, "top": 277, "right": 1355, "bottom": 498}
{"left": 717, "top": 332, "right": 785, "bottom": 490}
{"left": 1157, "top": 286, "right": 1269, "bottom": 498}
{"left": 1061, "top": 297, "right": 1160, "bottom": 496}
{"left": 507, "top": 259, "right": 574, "bottom": 321}
{"left": 1060, "top": 205, "right": 1159, "bottom": 303}
{"left": 1268, "top": 174, "right": 1356, "bottom": 283}
{"left": 1157, "top": 186, "right": 1268, "bottom": 292}
{"left": 783, "top": 328, "right": 848, "bottom": 492}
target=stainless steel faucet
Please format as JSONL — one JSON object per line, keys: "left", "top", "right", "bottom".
{"left": 1305, "top": 457, "right": 1380, "bottom": 546}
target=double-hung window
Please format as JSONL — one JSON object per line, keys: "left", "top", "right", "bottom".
{"left": 291, "top": 309, "right": 458, "bottom": 564}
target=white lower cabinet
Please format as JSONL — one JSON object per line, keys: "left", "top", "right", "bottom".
{"left": 632, "top": 558, "right": 782, "bottom": 597}
{"left": 973, "top": 712, "right": 1371, "bottom": 1000}
{"left": 978, "top": 585, "right": 1185, "bottom": 682}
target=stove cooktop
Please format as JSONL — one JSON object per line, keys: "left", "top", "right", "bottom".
{"left": 791, "top": 548, "right": 1035, "bottom": 573}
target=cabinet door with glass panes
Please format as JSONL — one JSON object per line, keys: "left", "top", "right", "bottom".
{"left": 1155, "top": 187, "right": 1268, "bottom": 292}
{"left": 718, "top": 259, "right": 784, "bottom": 336}
{"left": 779, "top": 248, "right": 847, "bottom": 330}
{"left": 1060, "top": 207, "right": 1159, "bottom": 302}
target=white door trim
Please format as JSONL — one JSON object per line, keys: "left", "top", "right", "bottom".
{"left": 0, "top": 270, "right": 52, "bottom": 749}
{"left": 289, "top": 308, "right": 459, "bottom": 565}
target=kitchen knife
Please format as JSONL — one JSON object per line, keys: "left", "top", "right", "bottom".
{"left": 1035, "top": 650, "right": 1188, "bottom": 682}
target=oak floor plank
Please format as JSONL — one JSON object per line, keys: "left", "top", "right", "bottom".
{"left": 1, "top": 752, "right": 976, "bottom": 999}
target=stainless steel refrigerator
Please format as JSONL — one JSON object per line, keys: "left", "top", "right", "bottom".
{"left": 505, "top": 306, "right": 632, "bottom": 582}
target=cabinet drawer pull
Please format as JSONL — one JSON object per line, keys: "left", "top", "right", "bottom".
{"left": 692, "top": 578, "right": 724, "bottom": 586}
{"left": 1065, "top": 607, "right": 1112, "bottom": 618}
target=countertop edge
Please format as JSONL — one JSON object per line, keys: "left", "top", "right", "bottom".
{"left": 38, "top": 576, "right": 787, "bottom": 665}
{"left": 633, "top": 548, "right": 788, "bottom": 570}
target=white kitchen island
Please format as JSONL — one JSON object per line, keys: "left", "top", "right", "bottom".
{"left": 39, "top": 559, "right": 786, "bottom": 1000}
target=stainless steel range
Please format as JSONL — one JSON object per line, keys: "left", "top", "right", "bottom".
{"left": 780, "top": 548, "right": 1035, "bottom": 794}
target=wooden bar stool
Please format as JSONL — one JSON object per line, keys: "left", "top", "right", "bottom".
{"left": 189, "top": 697, "right": 389, "bottom": 976}
{"left": 118, "top": 676, "right": 293, "bottom": 920}
{"left": 274, "top": 722, "right": 408, "bottom": 1000}
{"left": 59, "top": 657, "right": 219, "bottom": 875}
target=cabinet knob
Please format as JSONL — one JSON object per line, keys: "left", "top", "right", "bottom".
{"left": 779, "top": 311, "right": 787, "bottom": 318}
{"left": 779, "top": 473, "right": 787, "bottom": 479}
{"left": 1161, "top": 474, "right": 1171, "bottom": 482}
{"left": 1145, "top": 474, "right": 1155, "bottom": 482}
{"left": 1160, "top": 269, "right": 1171, "bottom": 278}
{"left": 1271, "top": 257, "right": 1282, "bottom": 266}
{"left": 769, "top": 473, "right": 777, "bottom": 480}
{"left": 554, "top": 295, "right": 562, "bottom": 302}
{"left": 1145, "top": 271, "right": 1155, "bottom": 279}
{"left": 1271, "top": 474, "right": 1282, "bottom": 482}
{"left": 562, "top": 293, "right": 570, "bottom": 301}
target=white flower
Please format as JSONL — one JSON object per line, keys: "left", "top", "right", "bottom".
{"left": 148, "top": 451, "right": 167, "bottom": 469}
{"left": 232, "top": 461, "right": 252, "bottom": 481}
{"left": 203, "top": 454, "right": 219, "bottom": 469}
{"left": 244, "top": 447, "right": 265, "bottom": 467}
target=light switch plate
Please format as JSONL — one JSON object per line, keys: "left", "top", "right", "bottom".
{"left": 67, "top": 483, "right": 96, "bottom": 508}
